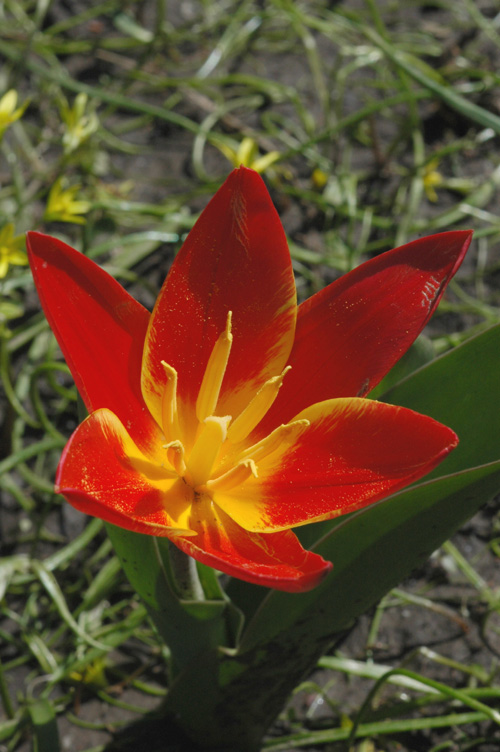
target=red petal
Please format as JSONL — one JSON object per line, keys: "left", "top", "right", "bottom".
{"left": 172, "top": 507, "right": 332, "bottom": 593}
{"left": 141, "top": 167, "right": 296, "bottom": 433}
{"left": 261, "top": 230, "right": 472, "bottom": 429}
{"left": 27, "top": 232, "right": 157, "bottom": 452}
{"left": 57, "top": 409, "right": 331, "bottom": 593}
{"left": 56, "top": 408, "right": 193, "bottom": 535}
{"left": 214, "top": 398, "right": 458, "bottom": 532}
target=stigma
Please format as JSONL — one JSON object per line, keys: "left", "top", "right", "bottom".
{"left": 158, "top": 311, "right": 308, "bottom": 495}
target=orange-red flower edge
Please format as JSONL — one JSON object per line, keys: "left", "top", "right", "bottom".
{"left": 27, "top": 167, "right": 472, "bottom": 593}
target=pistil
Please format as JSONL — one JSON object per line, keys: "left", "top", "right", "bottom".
{"left": 159, "top": 314, "right": 305, "bottom": 502}
{"left": 184, "top": 415, "right": 231, "bottom": 488}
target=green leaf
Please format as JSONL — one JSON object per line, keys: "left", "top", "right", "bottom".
{"left": 28, "top": 700, "right": 60, "bottom": 752}
{"left": 31, "top": 561, "right": 108, "bottom": 651}
{"left": 369, "top": 335, "right": 434, "bottom": 399}
{"left": 381, "top": 323, "right": 500, "bottom": 475}
{"left": 365, "top": 26, "right": 500, "bottom": 135}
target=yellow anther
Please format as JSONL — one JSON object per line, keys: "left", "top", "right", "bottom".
{"left": 164, "top": 440, "right": 187, "bottom": 476}
{"left": 184, "top": 415, "right": 231, "bottom": 488}
{"left": 227, "top": 366, "right": 291, "bottom": 444}
{"left": 238, "top": 420, "right": 310, "bottom": 464}
{"left": 205, "top": 459, "right": 258, "bottom": 493}
{"left": 161, "top": 361, "right": 180, "bottom": 443}
{"left": 196, "top": 311, "right": 233, "bottom": 423}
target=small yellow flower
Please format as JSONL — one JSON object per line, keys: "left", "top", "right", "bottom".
{"left": 0, "top": 223, "right": 27, "bottom": 278}
{"left": 0, "top": 90, "right": 28, "bottom": 140}
{"left": 215, "top": 136, "right": 281, "bottom": 174}
{"left": 69, "top": 657, "right": 108, "bottom": 688}
{"left": 44, "top": 178, "right": 91, "bottom": 225}
{"left": 59, "top": 93, "right": 99, "bottom": 155}
{"left": 423, "top": 158, "right": 444, "bottom": 202}
{"left": 311, "top": 168, "right": 328, "bottom": 189}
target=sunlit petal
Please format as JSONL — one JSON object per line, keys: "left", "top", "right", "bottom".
{"left": 261, "top": 231, "right": 472, "bottom": 431}
{"left": 172, "top": 499, "right": 332, "bottom": 592}
{"left": 56, "top": 408, "right": 194, "bottom": 535}
{"left": 141, "top": 166, "right": 297, "bottom": 433}
{"left": 214, "top": 398, "right": 458, "bottom": 532}
{"left": 27, "top": 232, "right": 160, "bottom": 454}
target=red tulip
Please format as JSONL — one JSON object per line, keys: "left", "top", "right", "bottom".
{"left": 27, "top": 167, "right": 472, "bottom": 592}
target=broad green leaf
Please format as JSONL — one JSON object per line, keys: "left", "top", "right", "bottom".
{"left": 369, "top": 335, "right": 434, "bottom": 399}
{"left": 381, "top": 323, "right": 500, "bottom": 475}
{"left": 28, "top": 699, "right": 60, "bottom": 752}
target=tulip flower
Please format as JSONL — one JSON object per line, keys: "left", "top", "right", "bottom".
{"left": 27, "top": 167, "right": 472, "bottom": 592}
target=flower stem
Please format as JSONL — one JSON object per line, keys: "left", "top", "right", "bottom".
{"left": 167, "top": 541, "right": 205, "bottom": 601}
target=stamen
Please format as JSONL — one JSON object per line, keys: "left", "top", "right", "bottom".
{"left": 227, "top": 366, "right": 291, "bottom": 444}
{"left": 238, "top": 419, "right": 310, "bottom": 464}
{"left": 129, "top": 455, "right": 178, "bottom": 480}
{"left": 184, "top": 415, "right": 231, "bottom": 488}
{"left": 161, "top": 361, "right": 180, "bottom": 443}
{"left": 196, "top": 311, "right": 233, "bottom": 423}
{"left": 205, "top": 459, "right": 258, "bottom": 493}
{"left": 163, "top": 440, "right": 187, "bottom": 476}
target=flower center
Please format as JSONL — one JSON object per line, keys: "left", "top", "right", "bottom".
{"left": 159, "top": 312, "right": 308, "bottom": 495}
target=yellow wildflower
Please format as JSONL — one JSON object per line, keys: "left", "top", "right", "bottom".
{"left": 69, "top": 657, "right": 108, "bottom": 688}
{"left": 423, "top": 158, "right": 444, "bottom": 202}
{"left": 0, "top": 224, "right": 27, "bottom": 278}
{"left": 44, "top": 179, "right": 91, "bottom": 225}
{"left": 0, "top": 90, "right": 28, "bottom": 139}
{"left": 311, "top": 167, "right": 329, "bottom": 189}
{"left": 59, "top": 93, "right": 99, "bottom": 155}
{"left": 215, "top": 136, "right": 281, "bottom": 174}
